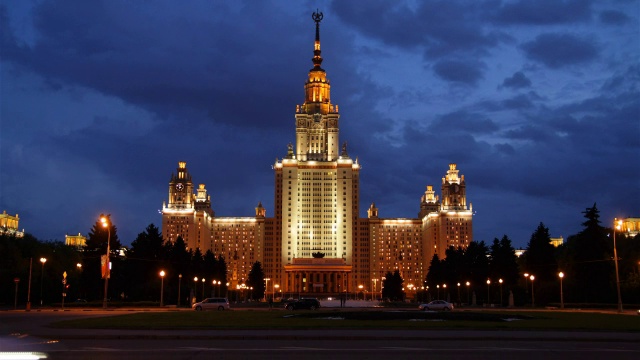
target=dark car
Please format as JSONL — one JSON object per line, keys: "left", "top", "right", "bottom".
{"left": 284, "top": 298, "right": 321, "bottom": 310}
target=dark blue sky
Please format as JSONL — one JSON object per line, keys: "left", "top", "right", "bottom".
{"left": 1, "top": 0, "right": 638, "bottom": 248}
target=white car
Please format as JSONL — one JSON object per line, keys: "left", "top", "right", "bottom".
{"left": 418, "top": 300, "right": 454, "bottom": 311}
{"left": 192, "top": 297, "right": 230, "bottom": 311}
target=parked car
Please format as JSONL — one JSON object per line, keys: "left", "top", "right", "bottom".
{"left": 418, "top": 300, "right": 454, "bottom": 311}
{"left": 192, "top": 297, "right": 230, "bottom": 311}
{"left": 284, "top": 298, "right": 321, "bottom": 310}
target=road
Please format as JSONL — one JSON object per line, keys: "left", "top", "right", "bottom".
{"left": 1, "top": 309, "right": 639, "bottom": 360}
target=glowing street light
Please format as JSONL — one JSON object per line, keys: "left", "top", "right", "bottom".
{"left": 498, "top": 279, "right": 503, "bottom": 306}
{"left": 39, "top": 257, "right": 47, "bottom": 306}
{"left": 613, "top": 218, "right": 623, "bottom": 313}
{"left": 159, "top": 270, "right": 165, "bottom": 307}
{"left": 486, "top": 279, "right": 491, "bottom": 305}
{"left": 437, "top": 284, "right": 440, "bottom": 299}
{"left": 529, "top": 275, "right": 535, "bottom": 307}
{"left": 193, "top": 277, "right": 198, "bottom": 302}
{"left": 465, "top": 281, "right": 470, "bottom": 305}
{"left": 201, "top": 278, "right": 206, "bottom": 300}
{"left": 178, "top": 274, "right": 182, "bottom": 307}
{"left": 100, "top": 214, "right": 111, "bottom": 309}
{"left": 558, "top": 272, "right": 564, "bottom": 309}
{"left": 264, "top": 278, "right": 270, "bottom": 301}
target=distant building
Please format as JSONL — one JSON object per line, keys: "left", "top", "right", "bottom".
{"left": 0, "top": 210, "right": 24, "bottom": 237}
{"left": 619, "top": 218, "right": 640, "bottom": 237}
{"left": 65, "top": 233, "right": 87, "bottom": 249}
{"left": 161, "top": 13, "right": 473, "bottom": 297}
{"left": 550, "top": 236, "right": 563, "bottom": 247}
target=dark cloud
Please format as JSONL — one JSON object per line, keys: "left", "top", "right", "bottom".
{"left": 501, "top": 94, "right": 534, "bottom": 110}
{"left": 599, "top": 9, "right": 630, "bottom": 25}
{"left": 492, "top": 0, "right": 593, "bottom": 25}
{"left": 433, "top": 59, "right": 485, "bottom": 84}
{"left": 521, "top": 33, "right": 599, "bottom": 68}
{"left": 501, "top": 71, "right": 532, "bottom": 89}
{"left": 331, "top": 0, "right": 502, "bottom": 59}
{"left": 429, "top": 110, "right": 499, "bottom": 134}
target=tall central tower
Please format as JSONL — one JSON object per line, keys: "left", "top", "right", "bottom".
{"left": 274, "top": 12, "right": 359, "bottom": 294}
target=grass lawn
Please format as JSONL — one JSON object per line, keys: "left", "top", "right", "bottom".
{"left": 50, "top": 310, "right": 640, "bottom": 332}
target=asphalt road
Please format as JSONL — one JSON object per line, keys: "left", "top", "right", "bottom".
{"left": 1, "top": 309, "right": 639, "bottom": 360}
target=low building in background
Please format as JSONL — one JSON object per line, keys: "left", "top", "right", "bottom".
{"left": 0, "top": 210, "right": 24, "bottom": 237}
{"left": 65, "top": 233, "right": 87, "bottom": 249}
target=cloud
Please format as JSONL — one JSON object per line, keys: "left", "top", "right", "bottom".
{"left": 432, "top": 59, "right": 485, "bottom": 85}
{"left": 492, "top": 0, "right": 593, "bottom": 25}
{"left": 331, "top": 0, "right": 503, "bottom": 59}
{"left": 429, "top": 110, "right": 499, "bottom": 134}
{"left": 599, "top": 10, "right": 630, "bottom": 25}
{"left": 521, "top": 33, "right": 599, "bottom": 68}
{"left": 501, "top": 71, "right": 532, "bottom": 89}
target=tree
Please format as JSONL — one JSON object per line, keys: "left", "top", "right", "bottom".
{"left": 522, "top": 223, "right": 557, "bottom": 283}
{"left": 82, "top": 218, "right": 122, "bottom": 301}
{"left": 124, "top": 224, "right": 165, "bottom": 301}
{"left": 382, "top": 270, "right": 404, "bottom": 301}
{"left": 425, "top": 254, "right": 443, "bottom": 288}
{"left": 246, "top": 261, "right": 265, "bottom": 301}
{"left": 562, "top": 204, "right": 612, "bottom": 303}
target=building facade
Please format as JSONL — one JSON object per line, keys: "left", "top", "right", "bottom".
{"left": 0, "top": 210, "right": 24, "bottom": 237}
{"left": 161, "top": 13, "right": 473, "bottom": 298}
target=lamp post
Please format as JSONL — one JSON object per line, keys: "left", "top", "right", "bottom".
{"left": 100, "top": 214, "right": 111, "bottom": 309}
{"left": 465, "top": 281, "right": 470, "bottom": 305}
{"left": 201, "top": 278, "right": 205, "bottom": 300}
{"left": 359, "top": 284, "right": 364, "bottom": 300}
{"left": 457, "top": 283, "right": 461, "bottom": 306}
{"left": 437, "top": 284, "right": 440, "bottom": 299}
{"left": 39, "top": 257, "right": 47, "bottom": 306}
{"left": 443, "top": 284, "right": 447, "bottom": 301}
{"left": 558, "top": 272, "right": 564, "bottom": 310}
{"left": 265, "top": 278, "right": 270, "bottom": 301}
{"left": 523, "top": 272, "right": 529, "bottom": 305}
{"left": 193, "top": 277, "right": 198, "bottom": 302}
{"left": 274, "top": 284, "right": 280, "bottom": 300}
{"left": 613, "top": 218, "right": 623, "bottom": 313}
{"left": 530, "top": 275, "right": 535, "bottom": 307}
{"left": 76, "top": 263, "right": 82, "bottom": 300}
{"left": 159, "top": 270, "right": 165, "bottom": 307}
{"left": 486, "top": 279, "right": 491, "bottom": 305}
{"left": 178, "top": 274, "right": 182, "bottom": 308}
{"left": 498, "top": 279, "right": 503, "bottom": 306}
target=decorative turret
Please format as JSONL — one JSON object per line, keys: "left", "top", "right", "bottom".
{"left": 294, "top": 11, "right": 340, "bottom": 162}
{"left": 255, "top": 202, "right": 266, "bottom": 218}
{"left": 441, "top": 163, "right": 468, "bottom": 211}
{"left": 367, "top": 203, "right": 379, "bottom": 219}
{"left": 419, "top": 185, "right": 440, "bottom": 218}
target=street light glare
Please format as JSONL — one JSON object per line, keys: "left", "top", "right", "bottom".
{"left": 559, "top": 272, "right": 564, "bottom": 278}
{"left": 160, "top": 270, "right": 165, "bottom": 277}
{"left": 40, "top": 258, "right": 46, "bottom": 264}
{"left": 530, "top": 275, "right": 535, "bottom": 281}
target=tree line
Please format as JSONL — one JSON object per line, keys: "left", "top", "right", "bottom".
{"left": 1, "top": 204, "right": 638, "bottom": 307}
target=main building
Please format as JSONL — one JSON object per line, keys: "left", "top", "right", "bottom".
{"left": 161, "top": 13, "right": 473, "bottom": 299}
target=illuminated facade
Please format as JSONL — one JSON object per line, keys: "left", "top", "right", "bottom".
{"left": 0, "top": 210, "right": 24, "bottom": 237}
{"left": 161, "top": 13, "right": 473, "bottom": 296}
{"left": 65, "top": 233, "right": 87, "bottom": 249}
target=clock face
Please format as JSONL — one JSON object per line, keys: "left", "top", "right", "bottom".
{"left": 175, "top": 183, "right": 184, "bottom": 191}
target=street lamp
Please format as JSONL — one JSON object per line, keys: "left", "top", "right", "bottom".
{"left": 465, "top": 281, "right": 470, "bottom": 305}
{"left": 498, "top": 279, "right": 503, "bottom": 306}
{"left": 159, "top": 270, "right": 165, "bottom": 307}
{"left": 613, "top": 218, "right": 623, "bottom": 313}
{"left": 457, "top": 283, "right": 461, "bottom": 306}
{"left": 558, "top": 272, "right": 564, "bottom": 309}
{"left": 100, "top": 214, "right": 111, "bottom": 309}
{"left": 39, "top": 257, "right": 47, "bottom": 306}
{"left": 201, "top": 278, "right": 205, "bottom": 300}
{"left": 486, "top": 279, "right": 491, "bottom": 305}
{"left": 178, "top": 274, "right": 182, "bottom": 307}
{"left": 529, "top": 275, "right": 535, "bottom": 307}
{"left": 274, "top": 284, "right": 280, "bottom": 300}
{"left": 443, "top": 284, "right": 447, "bottom": 300}
{"left": 358, "top": 284, "right": 364, "bottom": 300}
{"left": 265, "top": 278, "right": 270, "bottom": 301}
{"left": 193, "top": 277, "right": 198, "bottom": 302}
{"left": 437, "top": 284, "right": 440, "bottom": 299}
